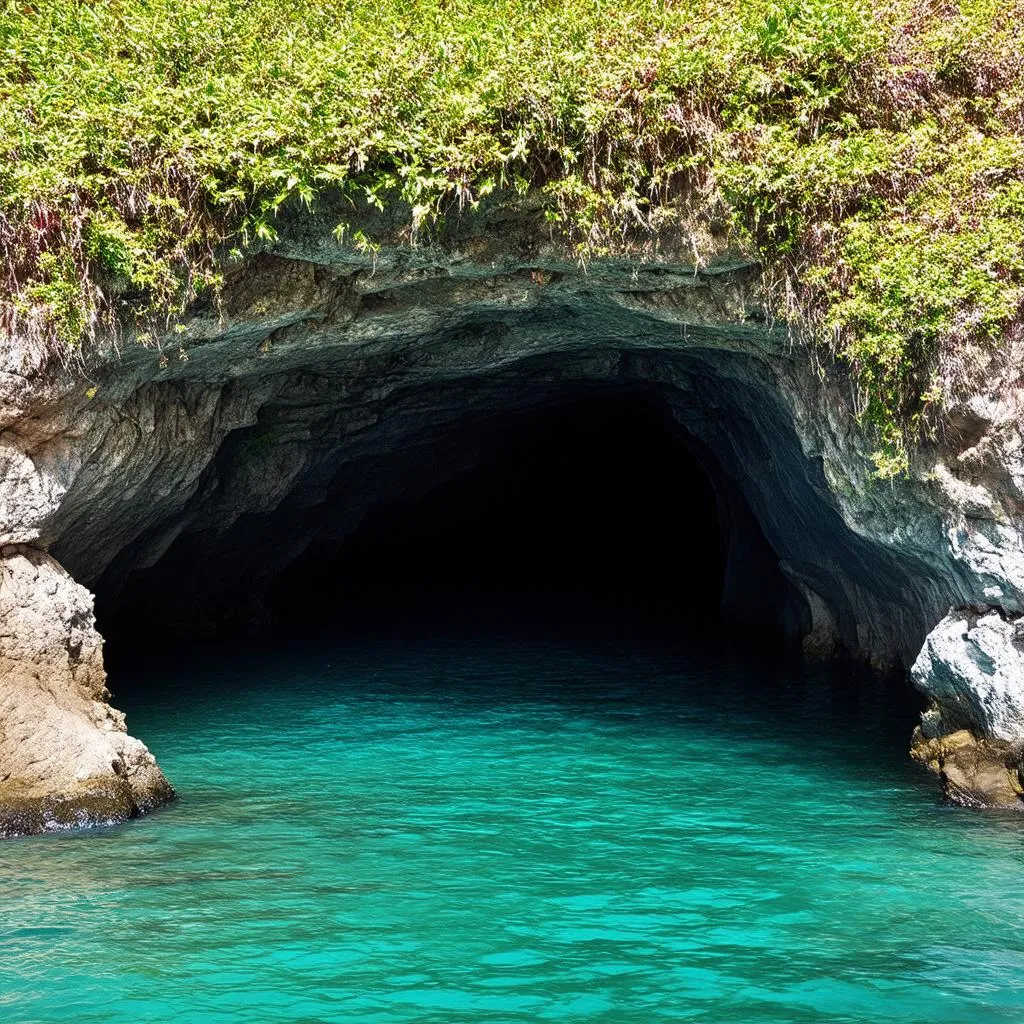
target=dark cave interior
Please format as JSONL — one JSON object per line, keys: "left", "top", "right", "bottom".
{"left": 269, "top": 394, "right": 728, "bottom": 622}
{"left": 98, "top": 390, "right": 802, "bottom": 665}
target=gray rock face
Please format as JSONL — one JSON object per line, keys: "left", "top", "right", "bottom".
{"left": 910, "top": 609, "right": 1024, "bottom": 808}
{"left": 1, "top": 207, "right": 1023, "bottom": 827}
{"left": 913, "top": 609, "right": 1024, "bottom": 742}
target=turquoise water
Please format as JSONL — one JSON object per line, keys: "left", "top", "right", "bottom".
{"left": 4, "top": 625, "right": 1024, "bottom": 1023}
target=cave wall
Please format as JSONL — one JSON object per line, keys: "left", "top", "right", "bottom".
{"left": 19, "top": 259, "right": 956, "bottom": 663}
{"left": 2, "top": 213, "right": 1024, "bottom": 831}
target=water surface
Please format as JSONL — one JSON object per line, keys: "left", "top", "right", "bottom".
{"left": 3, "top": 623, "right": 1024, "bottom": 1023}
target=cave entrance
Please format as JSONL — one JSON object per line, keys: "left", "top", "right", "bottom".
{"left": 98, "top": 389, "right": 799, "bottom": 663}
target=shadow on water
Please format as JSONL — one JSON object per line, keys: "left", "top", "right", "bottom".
{"left": 16, "top": 589, "right": 1024, "bottom": 1024}
{"left": 110, "top": 586, "right": 927, "bottom": 793}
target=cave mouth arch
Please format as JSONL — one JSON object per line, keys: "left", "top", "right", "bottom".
{"left": 96, "top": 388, "right": 805, "bottom": 668}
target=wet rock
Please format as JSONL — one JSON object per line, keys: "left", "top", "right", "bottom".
{"left": 910, "top": 727, "right": 1024, "bottom": 809}
{"left": 910, "top": 608, "right": 1024, "bottom": 807}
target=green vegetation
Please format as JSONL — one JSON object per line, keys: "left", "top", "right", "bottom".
{"left": 2, "top": 0, "right": 1023, "bottom": 472}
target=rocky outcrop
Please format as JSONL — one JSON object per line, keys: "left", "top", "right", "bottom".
{"left": 910, "top": 608, "right": 1024, "bottom": 808}
{"left": 910, "top": 729, "right": 1024, "bottom": 809}
{"left": 0, "top": 546, "right": 173, "bottom": 836}
{"left": 1, "top": 204, "right": 1023, "bottom": 829}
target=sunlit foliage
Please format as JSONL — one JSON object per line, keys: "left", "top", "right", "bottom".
{"left": 2, "top": 0, "right": 1022, "bottom": 471}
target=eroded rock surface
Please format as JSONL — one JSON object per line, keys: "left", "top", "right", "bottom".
{"left": 910, "top": 729, "right": 1024, "bottom": 809}
{"left": 910, "top": 608, "right": 1024, "bottom": 808}
{"left": 0, "top": 546, "right": 173, "bottom": 836}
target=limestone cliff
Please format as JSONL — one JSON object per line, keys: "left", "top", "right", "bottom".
{"left": 2, "top": 212, "right": 1023, "bottom": 833}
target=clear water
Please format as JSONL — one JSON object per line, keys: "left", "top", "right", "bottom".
{"left": 4, "top": 623, "right": 1024, "bottom": 1024}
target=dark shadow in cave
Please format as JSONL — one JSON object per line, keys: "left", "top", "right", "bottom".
{"left": 269, "top": 393, "right": 729, "bottom": 632}
{"left": 99, "top": 390, "right": 802, "bottom": 669}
